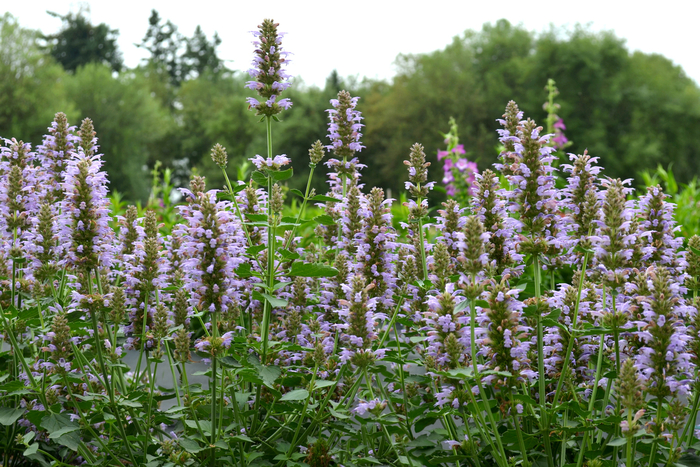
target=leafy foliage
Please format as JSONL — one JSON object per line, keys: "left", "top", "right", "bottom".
{"left": 43, "top": 9, "right": 123, "bottom": 72}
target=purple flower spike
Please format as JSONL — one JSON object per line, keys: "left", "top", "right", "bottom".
{"left": 246, "top": 19, "right": 292, "bottom": 116}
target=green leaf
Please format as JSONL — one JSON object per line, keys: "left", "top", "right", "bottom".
{"left": 290, "top": 189, "right": 304, "bottom": 198}
{"left": 259, "top": 292, "right": 288, "bottom": 308}
{"left": 247, "top": 244, "right": 267, "bottom": 255}
{"left": 607, "top": 437, "right": 627, "bottom": 447}
{"left": 313, "top": 380, "right": 336, "bottom": 389}
{"left": 310, "top": 195, "right": 341, "bottom": 203}
{"left": 314, "top": 215, "right": 336, "bottom": 226}
{"left": 235, "top": 263, "right": 253, "bottom": 278}
{"left": 288, "top": 263, "right": 338, "bottom": 278}
{"left": 574, "top": 244, "right": 595, "bottom": 255}
{"left": 0, "top": 407, "right": 24, "bottom": 426}
{"left": 23, "top": 444, "right": 38, "bottom": 456}
{"left": 445, "top": 367, "right": 474, "bottom": 379}
{"left": 329, "top": 408, "right": 349, "bottom": 419}
{"left": 40, "top": 413, "right": 79, "bottom": 440}
{"left": 252, "top": 171, "right": 268, "bottom": 185}
{"left": 179, "top": 437, "right": 204, "bottom": 453}
{"left": 246, "top": 355, "right": 281, "bottom": 387}
{"left": 22, "top": 432, "right": 35, "bottom": 445}
{"left": 279, "top": 249, "right": 301, "bottom": 261}
{"left": 219, "top": 356, "right": 241, "bottom": 368}
{"left": 689, "top": 244, "right": 700, "bottom": 256}
{"left": 679, "top": 453, "right": 700, "bottom": 467}
{"left": 280, "top": 389, "right": 309, "bottom": 401}
{"left": 116, "top": 398, "right": 143, "bottom": 408}
{"left": 272, "top": 168, "right": 293, "bottom": 181}
{"left": 245, "top": 213, "right": 268, "bottom": 222}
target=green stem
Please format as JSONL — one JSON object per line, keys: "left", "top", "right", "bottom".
{"left": 626, "top": 409, "right": 634, "bottom": 467}
{"left": 469, "top": 295, "right": 508, "bottom": 466}
{"left": 682, "top": 389, "right": 700, "bottom": 446}
{"left": 285, "top": 165, "right": 316, "bottom": 250}
{"left": 417, "top": 201, "right": 428, "bottom": 281}
{"left": 222, "top": 168, "right": 265, "bottom": 272}
{"left": 284, "top": 364, "right": 319, "bottom": 461}
{"left": 534, "top": 258, "right": 554, "bottom": 467}
{"left": 649, "top": 397, "right": 664, "bottom": 466}
{"left": 512, "top": 402, "right": 530, "bottom": 467}
{"left": 133, "top": 286, "right": 151, "bottom": 389}
{"left": 363, "top": 369, "right": 411, "bottom": 466}
{"left": 552, "top": 251, "right": 590, "bottom": 407}
{"left": 62, "top": 373, "right": 129, "bottom": 466}
{"left": 210, "top": 312, "right": 218, "bottom": 467}
{"left": 393, "top": 322, "right": 413, "bottom": 439}
{"left": 165, "top": 340, "right": 182, "bottom": 407}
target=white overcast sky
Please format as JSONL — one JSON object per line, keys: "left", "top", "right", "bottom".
{"left": 4, "top": 0, "right": 699, "bottom": 88}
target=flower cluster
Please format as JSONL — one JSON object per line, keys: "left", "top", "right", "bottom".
{"left": 246, "top": 19, "right": 292, "bottom": 116}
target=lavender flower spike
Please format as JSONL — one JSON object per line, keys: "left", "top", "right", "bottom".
{"left": 58, "top": 119, "right": 114, "bottom": 272}
{"left": 246, "top": 19, "right": 292, "bottom": 116}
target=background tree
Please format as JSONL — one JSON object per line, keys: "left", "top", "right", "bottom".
{"left": 65, "top": 63, "right": 173, "bottom": 201}
{"left": 138, "top": 10, "right": 226, "bottom": 88}
{"left": 43, "top": 9, "right": 123, "bottom": 73}
{"left": 0, "top": 13, "right": 74, "bottom": 144}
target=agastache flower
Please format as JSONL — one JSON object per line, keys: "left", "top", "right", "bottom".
{"left": 636, "top": 185, "right": 685, "bottom": 275}
{"left": 326, "top": 90, "right": 364, "bottom": 157}
{"left": 422, "top": 287, "right": 470, "bottom": 371}
{"left": 494, "top": 100, "right": 523, "bottom": 176}
{"left": 325, "top": 91, "right": 365, "bottom": 186}
{"left": 176, "top": 180, "right": 247, "bottom": 319}
{"left": 249, "top": 154, "right": 291, "bottom": 171}
{"left": 58, "top": 119, "right": 114, "bottom": 273}
{"left": 480, "top": 280, "right": 535, "bottom": 387}
{"left": 35, "top": 112, "right": 79, "bottom": 201}
{"left": 591, "top": 178, "right": 636, "bottom": 290}
{"left": 631, "top": 267, "right": 694, "bottom": 398}
{"left": 246, "top": 19, "right": 292, "bottom": 116}
{"left": 503, "top": 116, "right": 564, "bottom": 262}
{"left": 472, "top": 169, "right": 522, "bottom": 276}
{"left": 356, "top": 187, "right": 398, "bottom": 314}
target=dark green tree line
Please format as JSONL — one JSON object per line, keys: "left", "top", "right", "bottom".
{"left": 2, "top": 13, "right": 700, "bottom": 203}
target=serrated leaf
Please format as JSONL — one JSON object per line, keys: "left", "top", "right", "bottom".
{"left": 40, "top": 413, "right": 78, "bottom": 440}
{"left": 310, "top": 195, "right": 341, "bottom": 203}
{"left": 314, "top": 215, "right": 336, "bottom": 226}
{"left": 279, "top": 249, "right": 301, "bottom": 261}
{"left": 574, "top": 244, "right": 595, "bottom": 255}
{"left": 254, "top": 292, "right": 287, "bottom": 308}
{"left": 607, "top": 437, "right": 627, "bottom": 447}
{"left": 235, "top": 263, "right": 253, "bottom": 278}
{"left": 445, "top": 367, "right": 474, "bottom": 379}
{"left": 179, "top": 438, "right": 204, "bottom": 453}
{"left": 252, "top": 171, "right": 268, "bottom": 185}
{"left": 0, "top": 407, "right": 24, "bottom": 426}
{"left": 280, "top": 389, "right": 309, "bottom": 401}
{"left": 247, "top": 244, "right": 267, "bottom": 255}
{"left": 679, "top": 453, "right": 700, "bottom": 467}
{"left": 272, "top": 168, "right": 293, "bottom": 181}
{"left": 454, "top": 300, "right": 469, "bottom": 313}
{"left": 288, "top": 263, "right": 338, "bottom": 277}
{"left": 23, "top": 444, "right": 38, "bottom": 456}
{"left": 245, "top": 213, "right": 268, "bottom": 222}
{"left": 219, "top": 356, "right": 241, "bottom": 368}
{"left": 313, "top": 380, "right": 336, "bottom": 389}
{"left": 329, "top": 408, "right": 349, "bottom": 419}
{"left": 246, "top": 355, "right": 281, "bottom": 387}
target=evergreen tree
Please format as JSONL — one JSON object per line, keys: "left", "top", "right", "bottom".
{"left": 43, "top": 9, "right": 123, "bottom": 73}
